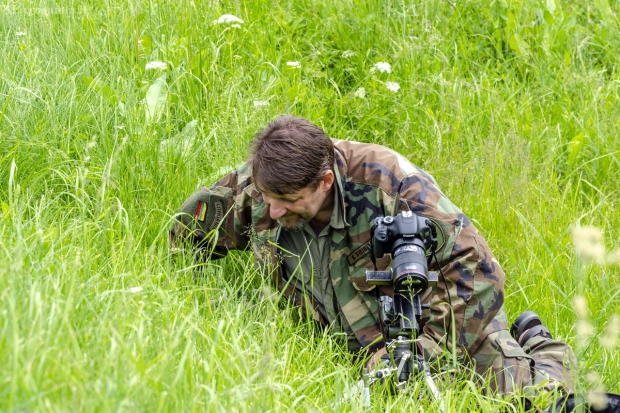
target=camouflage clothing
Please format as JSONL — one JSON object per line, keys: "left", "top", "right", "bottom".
{"left": 170, "top": 139, "right": 574, "bottom": 394}
{"left": 472, "top": 330, "right": 575, "bottom": 395}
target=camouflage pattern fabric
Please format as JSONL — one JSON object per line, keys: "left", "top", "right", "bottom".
{"left": 470, "top": 329, "right": 576, "bottom": 395}
{"left": 170, "top": 139, "right": 509, "bottom": 362}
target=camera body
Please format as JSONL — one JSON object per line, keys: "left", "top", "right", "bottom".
{"left": 366, "top": 211, "right": 437, "bottom": 294}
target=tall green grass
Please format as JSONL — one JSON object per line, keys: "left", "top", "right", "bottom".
{"left": 1, "top": 0, "right": 619, "bottom": 411}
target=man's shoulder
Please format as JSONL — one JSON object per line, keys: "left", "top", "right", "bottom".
{"left": 332, "top": 139, "right": 431, "bottom": 192}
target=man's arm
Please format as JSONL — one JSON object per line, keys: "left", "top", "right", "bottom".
{"left": 169, "top": 165, "right": 257, "bottom": 259}
{"left": 398, "top": 173, "right": 507, "bottom": 356}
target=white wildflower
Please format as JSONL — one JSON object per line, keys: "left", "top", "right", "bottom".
{"left": 572, "top": 226, "right": 605, "bottom": 264}
{"left": 16, "top": 31, "right": 27, "bottom": 37}
{"left": 231, "top": 24, "right": 241, "bottom": 29}
{"left": 128, "top": 286, "right": 143, "bottom": 293}
{"left": 214, "top": 14, "right": 244, "bottom": 25}
{"left": 353, "top": 87, "right": 366, "bottom": 99}
{"left": 372, "top": 62, "right": 392, "bottom": 74}
{"left": 342, "top": 50, "right": 356, "bottom": 59}
{"left": 385, "top": 82, "right": 400, "bottom": 92}
{"left": 286, "top": 61, "right": 301, "bottom": 68}
{"left": 253, "top": 100, "right": 269, "bottom": 107}
{"left": 145, "top": 61, "right": 167, "bottom": 70}
{"left": 599, "top": 314, "right": 620, "bottom": 350}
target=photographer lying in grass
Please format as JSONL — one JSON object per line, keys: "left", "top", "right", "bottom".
{"left": 170, "top": 115, "right": 575, "bottom": 404}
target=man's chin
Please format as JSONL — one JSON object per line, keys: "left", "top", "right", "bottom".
{"left": 278, "top": 216, "right": 307, "bottom": 232}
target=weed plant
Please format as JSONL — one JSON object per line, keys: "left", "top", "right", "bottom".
{"left": 1, "top": 0, "right": 619, "bottom": 411}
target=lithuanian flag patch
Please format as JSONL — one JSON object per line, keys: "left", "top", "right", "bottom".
{"left": 195, "top": 201, "right": 208, "bottom": 222}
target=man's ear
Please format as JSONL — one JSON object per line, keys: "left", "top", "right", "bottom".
{"left": 321, "top": 170, "right": 335, "bottom": 191}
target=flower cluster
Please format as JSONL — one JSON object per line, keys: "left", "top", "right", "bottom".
{"left": 353, "top": 61, "right": 401, "bottom": 97}
{"left": 385, "top": 82, "right": 400, "bottom": 92}
{"left": 372, "top": 62, "right": 392, "bottom": 74}
{"left": 145, "top": 61, "right": 167, "bottom": 70}
{"left": 214, "top": 14, "right": 244, "bottom": 25}
{"left": 353, "top": 87, "right": 366, "bottom": 99}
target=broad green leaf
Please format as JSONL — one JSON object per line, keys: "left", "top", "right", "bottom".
{"left": 159, "top": 120, "right": 198, "bottom": 159}
{"left": 509, "top": 33, "right": 528, "bottom": 56}
{"left": 145, "top": 74, "right": 168, "bottom": 124}
{"left": 544, "top": 10, "right": 554, "bottom": 25}
{"left": 568, "top": 132, "right": 586, "bottom": 168}
{"left": 82, "top": 76, "right": 118, "bottom": 104}
{"left": 139, "top": 35, "right": 153, "bottom": 55}
{"left": 564, "top": 51, "right": 571, "bottom": 67}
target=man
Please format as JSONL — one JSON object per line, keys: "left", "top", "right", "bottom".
{"left": 170, "top": 115, "right": 575, "bottom": 396}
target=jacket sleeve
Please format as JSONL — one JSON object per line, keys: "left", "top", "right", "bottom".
{"left": 397, "top": 172, "right": 507, "bottom": 356}
{"left": 169, "top": 165, "right": 258, "bottom": 259}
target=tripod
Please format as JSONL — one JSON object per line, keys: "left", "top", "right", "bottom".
{"left": 362, "top": 291, "right": 444, "bottom": 412}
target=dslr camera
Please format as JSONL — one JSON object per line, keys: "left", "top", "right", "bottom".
{"left": 366, "top": 211, "right": 438, "bottom": 294}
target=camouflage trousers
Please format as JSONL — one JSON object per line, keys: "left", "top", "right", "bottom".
{"left": 470, "top": 329, "right": 576, "bottom": 395}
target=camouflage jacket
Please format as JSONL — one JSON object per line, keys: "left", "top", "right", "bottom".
{"left": 171, "top": 140, "right": 508, "bottom": 356}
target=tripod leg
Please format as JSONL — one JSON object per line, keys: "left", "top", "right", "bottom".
{"left": 420, "top": 358, "right": 445, "bottom": 413}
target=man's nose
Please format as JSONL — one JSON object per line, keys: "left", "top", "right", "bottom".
{"left": 263, "top": 195, "right": 287, "bottom": 220}
{"left": 268, "top": 201, "right": 287, "bottom": 220}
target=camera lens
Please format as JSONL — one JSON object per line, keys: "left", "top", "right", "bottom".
{"left": 391, "top": 240, "right": 428, "bottom": 293}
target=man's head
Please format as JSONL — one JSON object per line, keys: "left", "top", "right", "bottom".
{"left": 250, "top": 116, "right": 335, "bottom": 231}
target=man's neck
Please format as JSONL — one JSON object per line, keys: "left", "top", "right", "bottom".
{"left": 309, "top": 187, "right": 335, "bottom": 235}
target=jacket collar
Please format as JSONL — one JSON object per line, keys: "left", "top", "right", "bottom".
{"left": 333, "top": 148, "right": 350, "bottom": 228}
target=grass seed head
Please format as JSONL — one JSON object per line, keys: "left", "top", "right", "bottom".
{"left": 573, "top": 296, "right": 589, "bottom": 320}
{"left": 599, "top": 314, "right": 620, "bottom": 350}
{"left": 572, "top": 226, "right": 606, "bottom": 264}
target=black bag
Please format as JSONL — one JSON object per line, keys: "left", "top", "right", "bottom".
{"left": 548, "top": 393, "right": 620, "bottom": 413}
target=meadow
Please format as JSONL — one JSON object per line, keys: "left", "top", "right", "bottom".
{"left": 1, "top": 0, "right": 620, "bottom": 411}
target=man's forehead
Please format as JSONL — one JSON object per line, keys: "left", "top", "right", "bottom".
{"left": 261, "top": 187, "right": 308, "bottom": 200}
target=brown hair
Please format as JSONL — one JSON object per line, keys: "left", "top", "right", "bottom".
{"left": 249, "top": 116, "right": 334, "bottom": 195}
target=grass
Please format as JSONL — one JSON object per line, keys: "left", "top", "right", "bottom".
{"left": 1, "top": 0, "right": 620, "bottom": 411}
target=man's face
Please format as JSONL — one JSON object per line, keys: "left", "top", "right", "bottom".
{"left": 260, "top": 172, "right": 334, "bottom": 232}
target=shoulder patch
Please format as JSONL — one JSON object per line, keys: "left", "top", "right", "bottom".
{"left": 208, "top": 200, "right": 225, "bottom": 230}
{"left": 347, "top": 240, "right": 371, "bottom": 265}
